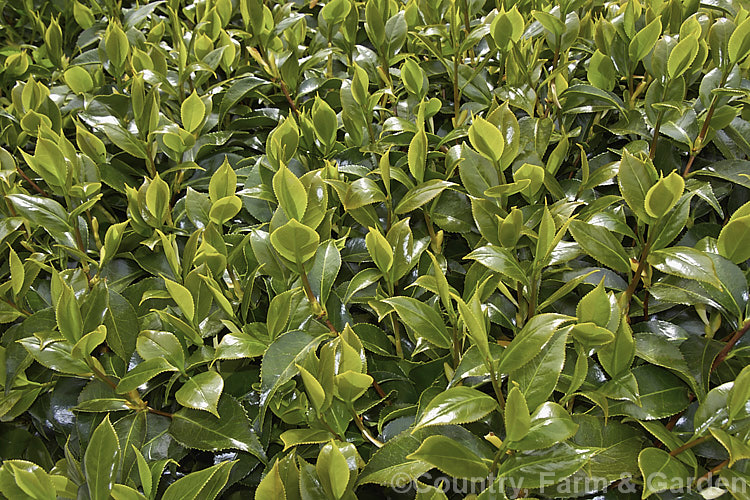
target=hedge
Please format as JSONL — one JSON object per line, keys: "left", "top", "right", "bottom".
{"left": 1, "top": 0, "right": 750, "bottom": 498}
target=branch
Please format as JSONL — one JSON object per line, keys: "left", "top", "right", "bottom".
{"left": 15, "top": 166, "right": 50, "bottom": 197}
{"left": 279, "top": 80, "right": 299, "bottom": 117}
{"left": 623, "top": 240, "right": 652, "bottom": 318}
{"left": 351, "top": 410, "right": 384, "bottom": 448}
{"left": 683, "top": 71, "right": 728, "bottom": 177}
{"left": 695, "top": 459, "right": 729, "bottom": 488}
{"left": 711, "top": 320, "right": 750, "bottom": 372}
{"left": 669, "top": 435, "right": 711, "bottom": 456}
{"left": 147, "top": 407, "right": 174, "bottom": 418}
{"left": 0, "top": 297, "right": 31, "bottom": 317}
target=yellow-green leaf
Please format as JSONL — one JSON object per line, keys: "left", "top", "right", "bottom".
{"left": 181, "top": 90, "right": 206, "bottom": 133}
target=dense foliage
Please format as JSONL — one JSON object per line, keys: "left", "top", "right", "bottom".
{"left": 1, "top": 0, "right": 750, "bottom": 498}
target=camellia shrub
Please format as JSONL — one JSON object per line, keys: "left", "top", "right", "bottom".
{"left": 2, "top": 0, "right": 750, "bottom": 498}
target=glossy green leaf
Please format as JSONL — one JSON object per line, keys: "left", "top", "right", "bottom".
{"left": 495, "top": 443, "right": 598, "bottom": 489}
{"left": 408, "top": 129, "right": 427, "bottom": 183}
{"left": 170, "top": 396, "right": 266, "bottom": 460}
{"left": 618, "top": 151, "right": 657, "bottom": 223}
{"left": 64, "top": 66, "right": 93, "bottom": 94}
{"left": 383, "top": 296, "right": 451, "bottom": 349}
{"left": 359, "top": 426, "right": 487, "bottom": 487}
{"left": 407, "top": 435, "right": 489, "bottom": 479}
{"left": 145, "top": 173, "right": 170, "bottom": 223}
{"left": 571, "top": 322, "right": 615, "bottom": 347}
{"left": 175, "top": 370, "right": 224, "bottom": 416}
{"left": 729, "top": 365, "right": 750, "bottom": 422}
{"left": 509, "top": 329, "right": 567, "bottom": 409}
{"left": 115, "top": 357, "right": 178, "bottom": 393}
{"left": 209, "top": 157, "right": 237, "bottom": 203}
{"left": 638, "top": 448, "right": 689, "bottom": 498}
{"left": 163, "top": 461, "right": 235, "bottom": 500}
{"left": 270, "top": 219, "right": 320, "bottom": 264}
{"left": 343, "top": 178, "right": 386, "bottom": 211}
{"left": 297, "top": 363, "right": 326, "bottom": 413}
{"left": 316, "top": 441, "right": 350, "bottom": 499}
{"left": 568, "top": 220, "right": 631, "bottom": 274}
{"left": 334, "top": 370, "right": 373, "bottom": 402}
{"left": 209, "top": 195, "right": 242, "bottom": 225}
{"left": 273, "top": 165, "right": 307, "bottom": 221}
{"left": 576, "top": 280, "right": 611, "bottom": 326}
{"left": 587, "top": 49, "right": 616, "bottom": 91}
{"left": 259, "top": 331, "right": 326, "bottom": 414}
{"left": 718, "top": 214, "right": 750, "bottom": 264}
{"left": 6, "top": 194, "right": 74, "bottom": 245}
{"left": 214, "top": 332, "right": 268, "bottom": 361}
{"left": 18, "top": 334, "right": 92, "bottom": 375}
{"left": 469, "top": 116, "right": 504, "bottom": 163}
{"left": 728, "top": 17, "right": 750, "bottom": 63}
{"left": 136, "top": 330, "right": 185, "bottom": 370}
{"left": 497, "top": 314, "right": 574, "bottom": 374}
{"left": 457, "top": 295, "right": 491, "bottom": 361}
{"left": 358, "top": 430, "right": 432, "bottom": 487}
{"left": 110, "top": 484, "right": 147, "bottom": 500}
{"left": 598, "top": 318, "right": 635, "bottom": 378}
{"left": 71, "top": 325, "right": 107, "bottom": 359}
{"left": 181, "top": 90, "right": 206, "bottom": 133}
{"left": 256, "top": 461, "right": 285, "bottom": 500}
{"left": 491, "top": 6, "right": 524, "bottom": 49}
{"left": 629, "top": 18, "right": 662, "bottom": 62}
{"left": 55, "top": 282, "right": 83, "bottom": 344}
{"left": 710, "top": 428, "right": 750, "bottom": 466}
{"left": 465, "top": 245, "right": 528, "bottom": 286}
{"left": 508, "top": 402, "right": 579, "bottom": 451}
{"left": 395, "top": 180, "right": 455, "bottom": 214}
{"left": 608, "top": 365, "right": 690, "bottom": 420}
{"left": 84, "top": 416, "right": 121, "bottom": 500}
{"left": 505, "top": 386, "right": 531, "bottom": 442}
{"left": 648, "top": 247, "right": 722, "bottom": 288}
{"left": 667, "top": 34, "right": 699, "bottom": 79}
{"left": 104, "top": 288, "right": 139, "bottom": 361}
{"left": 280, "top": 429, "right": 332, "bottom": 451}
{"left": 162, "top": 277, "right": 195, "bottom": 323}
{"left": 8, "top": 245, "right": 24, "bottom": 297}
{"left": 365, "top": 227, "right": 393, "bottom": 275}
{"left": 413, "top": 386, "right": 498, "bottom": 430}
{"left": 308, "top": 240, "right": 341, "bottom": 305}
{"left": 644, "top": 172, "right": 684, "bottom": 219}
{"left": 0, "top": 461, "right": 56, "bottom": 500}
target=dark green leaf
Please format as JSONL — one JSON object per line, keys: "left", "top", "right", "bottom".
{"left": 495, "top": 443, "right": 598, "bottom": 488}
{"left": 638, "top": 448, "right": 689, "bottom": 498}
{"left": 568, "top": 220, "right": 631, "bottom": 274}
{"left": 383, "top": 297, "right": 451, "bottom": 349}
{"left": 170, "top": 396, "right": 266, "bottom": 461}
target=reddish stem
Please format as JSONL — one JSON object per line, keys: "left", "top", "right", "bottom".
{"left": 279, "top": 80, "right": 299, "bottom": 116}
{"left": 16, "top": 167, "right": 50, "bottom": 197}
{"left": 695, "top": 459, "right": 729, "bottom": 487}
{"left": 669, "top": 435, "right": 711, "bottom": 456}
{"left": 711, "top": 320, "right": 750, "bottom": 372}
{"left": 147, "top": 407, "right": 174, "bottom": 418}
